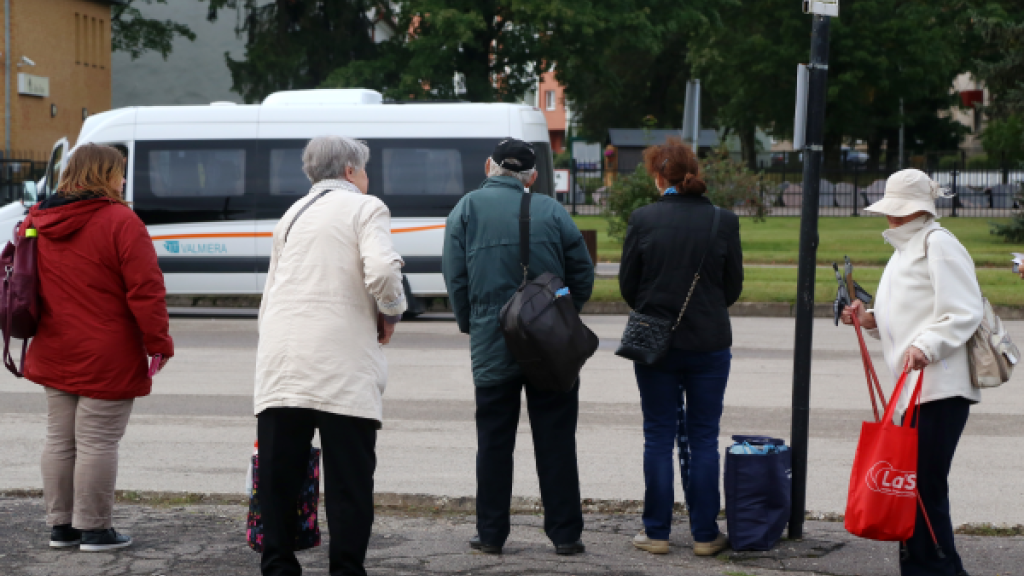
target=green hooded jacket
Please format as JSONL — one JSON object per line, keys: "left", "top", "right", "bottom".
{"left": 442, "top": 176, "right": 595, "bottom": 387}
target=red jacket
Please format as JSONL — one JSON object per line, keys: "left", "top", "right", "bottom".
{"left": 23, "top": 198, "right": 173, "bottom": 400}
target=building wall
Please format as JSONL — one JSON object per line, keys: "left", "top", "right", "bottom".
{"left": 537, "top": 71, "right": 566, "bottom": 152}
{"left": 0, "top": 0, "right": 112, "bottom": 160}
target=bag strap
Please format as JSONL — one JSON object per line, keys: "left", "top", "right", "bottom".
{"left": 672, "top": 206, "right": 721, "bottom": 331}
{"left": 2, "top": 277, "right": 23, "bottom": 378}
{"left": 518, "top": 192, "right": 532, "bottom": 282}
{"left": 283, "top": 189, "right": 334, "bottom": 245}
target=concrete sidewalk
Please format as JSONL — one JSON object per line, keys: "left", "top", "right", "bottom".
{"left": 1, "top": 496, "right": 1021, "bottom": 576}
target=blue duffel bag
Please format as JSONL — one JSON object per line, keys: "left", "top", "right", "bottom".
{"left": 724, "top": 435, "right": 792, "bottom": 551}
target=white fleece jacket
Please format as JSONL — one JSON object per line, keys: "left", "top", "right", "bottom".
{"left": 868, "top": 216, "right": 983, "bottom": 411}
{"left": 254, "top": 180, "right": 407, "bottom": 423}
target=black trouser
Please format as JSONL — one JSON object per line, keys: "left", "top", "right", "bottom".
{"left": 901, "top": 397, "right": 970, "bottom": 576}
{"left": 475, "top": 379, "right": 583, "bottom": 547}
{"left": 257, "top": 408, "right": 377, "bottom": 576}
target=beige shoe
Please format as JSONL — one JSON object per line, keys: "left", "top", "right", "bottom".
{"left": 693, "top": 533, "right": 729, "bottom": 556}
{"left": 632, "top": 530, "right": 669, "bottom": 554}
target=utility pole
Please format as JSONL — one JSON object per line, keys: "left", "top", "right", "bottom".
{"left": 789, "top": 0, "right": 836, "bottom": 541}
{"left": 899, "top": 98, "right": 905, "bottom": 169}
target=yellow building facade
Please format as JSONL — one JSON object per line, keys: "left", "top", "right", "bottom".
{"left": 0, "top": 0, "right": 116, "bottom": 161}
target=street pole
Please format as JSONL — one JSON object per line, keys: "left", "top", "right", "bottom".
{"left": 789, "top": 11, "right": 832, "bottom": 541}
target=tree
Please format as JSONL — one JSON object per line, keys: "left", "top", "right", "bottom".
{"left": 546, "top": 0, "right": 720, "bottom": 140}
{"left": 688, "top": 0, "right": 804, "bottom": 168}
{"left": 323, "top": 0, "right": 557, "bottom": 103}
{"left": 207, "top": 0, "right": 381, "bottom": 103}
{"left": 112, "top": 0, "right": 196, "bottom": 60}
{"left": 968, "top": 3, "right": 1024, "bottom": 119}
{"left": 691, "top": 0, "right": 970, "bottom": 168}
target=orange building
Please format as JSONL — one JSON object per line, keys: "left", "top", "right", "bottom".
{"left": 0, "top": 0, "right": 116, "bottom": 161}
{"left": 537, "top": 70, "right": 568, "bottom": 152}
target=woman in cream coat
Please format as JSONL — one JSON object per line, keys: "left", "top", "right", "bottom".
{"left": 254, "top": 136, "right": 407, "bottom": 576}
{"left": 842, "top": 169, "right": 982, "bottom": 576}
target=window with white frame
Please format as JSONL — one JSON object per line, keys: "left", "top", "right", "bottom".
{"left": 545, "top": 90, "right": 556, "bottom": 111}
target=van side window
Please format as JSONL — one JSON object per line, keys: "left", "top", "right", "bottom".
{"left": 268, "top": 147, "right": 308, "bottom": 196}
{"left": 148, "top": 149, "right": 245, "bottom": 197}
{"left": 380, "top": 148, "right": 464, "bottom": 196}
{"left": 134, "top": 140, "right": 255, "bottom": 225}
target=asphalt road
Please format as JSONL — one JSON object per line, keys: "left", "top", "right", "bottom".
{"left": 1, "top": 315, "right": 1023, "bottom": 526}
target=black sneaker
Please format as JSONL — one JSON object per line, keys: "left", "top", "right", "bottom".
{"left": 80, "top": 528, "right": 132, "bottom": 552}
{"left": 555, "top": 539, "right": 585, "bottom": 556}
{"left": 469, "top": 533, "right": 502, "bottom": 554}
{"left": 49, "top": 524, "right": 81, "bottom": 548}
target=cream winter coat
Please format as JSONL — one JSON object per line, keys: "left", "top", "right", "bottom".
{"left": 868, "top": 216, "right": 983, "bottom": 411}
{"left": 254, "top": 179, "right": 407, "bottom": 423}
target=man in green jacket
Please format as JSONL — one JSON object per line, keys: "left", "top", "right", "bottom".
{"left": 442, "top": 139, "right": 594, "bottom": 556}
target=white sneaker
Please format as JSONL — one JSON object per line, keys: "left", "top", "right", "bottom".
{"left": 693, "top": 532, "right": 728, "bottom": 556}
{"left": 632, "top": 530, "right": 669, "bottom": 554}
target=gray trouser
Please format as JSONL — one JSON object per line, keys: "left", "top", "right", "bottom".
{"left": 41, "top": 387, "right": 134, "bottom": 530}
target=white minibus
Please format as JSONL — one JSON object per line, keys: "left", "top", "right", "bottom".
{"left": 2, "top": 89, "right": 555, "bottom": 309}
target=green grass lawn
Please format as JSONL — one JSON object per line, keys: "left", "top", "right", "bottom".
{"left": 590, "top": 267, "right": 1024, "bottom": 308}
{"left": 573, "top": 215, "right": 1021, "bottom": 268}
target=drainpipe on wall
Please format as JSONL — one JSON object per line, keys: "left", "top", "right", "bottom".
{"left": 4, "top": 0, "right": 10, "bottom": 158}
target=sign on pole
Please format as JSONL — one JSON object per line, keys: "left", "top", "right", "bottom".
{"left": 793, "top": 65, "right": 809, "bottom": 150}
{"left": 682, "top": 80, "right": 701, "bottom": 147}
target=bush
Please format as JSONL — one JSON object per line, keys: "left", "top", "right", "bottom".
{"left": 701, "top": 147, "right": 768, "bottom": 220}
{"left": 604, "top": 166, "right": 660, "bottom": 242}
{"left": 603, "top": 146, "right": 766, "bottom": 242}
{"left": 982, "top": 115, "right": 1024, "bottom": 167}
{"left": 938, "top": 155, "right": 961, "bottom": 170}
{"left": 991, "top": 213, "right": 1024, "bottom": 242}
{"left": 553, "top": 148, "right": 572, "bottom": 169}
{"left": 992, "top": 185, "right": 1024, "bottom": 242}
{"left": 966, "top": 155, "right": 997, "bottom": 169}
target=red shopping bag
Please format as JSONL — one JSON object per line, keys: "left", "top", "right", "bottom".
{"left": 844, "top": 370, "right": 923, "bottom": 541}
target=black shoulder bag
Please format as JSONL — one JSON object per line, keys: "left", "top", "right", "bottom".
{"left": 615, "top": 206, "right": 721, "bottom": 365}
{"left": 499, "top": 192, "right": 600, "bottom": 393}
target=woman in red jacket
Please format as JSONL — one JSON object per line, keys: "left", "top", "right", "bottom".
{"left": 23, "top": 144, "right": 173, "bottom": 552}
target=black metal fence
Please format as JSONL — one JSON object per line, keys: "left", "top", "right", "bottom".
{"left": 559, "top": 153, "right": 1024, "bottom": 218}
{"left": 0, "top": 159, "right": 44, "bottom": 207}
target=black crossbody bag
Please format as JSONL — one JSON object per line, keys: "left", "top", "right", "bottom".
{"left": 499, "top": 192, "right": 599, "bottom": 392}
{"left": 615, "top": 206, "right": 721, "bottom": 366}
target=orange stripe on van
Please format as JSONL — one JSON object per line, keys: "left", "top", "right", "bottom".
{"left": 391, "top": 224, "right": 446, "bottom": 234}
{"left": 149, "top": 224, "right": 445, "bottom": 241}
{"left": 150, "top": 232, "right": 274, "bottom": 240}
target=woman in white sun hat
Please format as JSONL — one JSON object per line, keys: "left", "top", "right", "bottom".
{"left": 840, "top": 169, "right": 982, "bottom": 576}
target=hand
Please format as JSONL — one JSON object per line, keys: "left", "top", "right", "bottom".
{"left": 903, "top": 346, "right": 930, "bottom": 372}
{"left": 377, "top": 313, "right": 396, "bottom": 345}
{"left": 840, "top": 300, "right": 876, "bottom": 330}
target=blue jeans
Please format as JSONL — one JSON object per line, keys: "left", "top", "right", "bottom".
{"left": 635, "top": 348, "right": 731, "bottom": 542}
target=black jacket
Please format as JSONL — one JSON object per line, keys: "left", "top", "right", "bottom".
{"left": 619, "top": 194, "right": 743, "bottom": 352}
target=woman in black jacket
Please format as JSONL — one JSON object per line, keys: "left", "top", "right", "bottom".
{"left": 620, "top": 137, "right": 743, "bottom": 557}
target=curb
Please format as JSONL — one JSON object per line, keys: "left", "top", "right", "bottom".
{"left": 3, "top": 489, "right": 1020, "bottom": 535}
{"left": 166, "top": 296, "right": 1024, "bottom": 320}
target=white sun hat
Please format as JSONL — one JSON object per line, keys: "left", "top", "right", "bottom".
{"left": 864, "top": 169, "right": 953, "bottom": 217}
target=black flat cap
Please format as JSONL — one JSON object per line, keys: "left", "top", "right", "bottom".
{"left": 491, "top": 139, "right": 536, "bottom": 172}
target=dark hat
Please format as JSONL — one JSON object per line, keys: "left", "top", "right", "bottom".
{"left": 491, "top": 139, "right": 536, "bottom": 172}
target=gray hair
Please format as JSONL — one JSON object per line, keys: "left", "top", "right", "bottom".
{"left": 488, "top": 158, "right": 537, "bottom": 187}
{"left": 302, "top": 136, "right": 371, "bottom": 184}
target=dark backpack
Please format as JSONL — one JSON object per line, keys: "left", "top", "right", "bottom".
{"left": 0, "top": 222, "right": 41, "bottom": 377}
{"left": 499, "top": 193, "right": 598, "bottom": 393}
